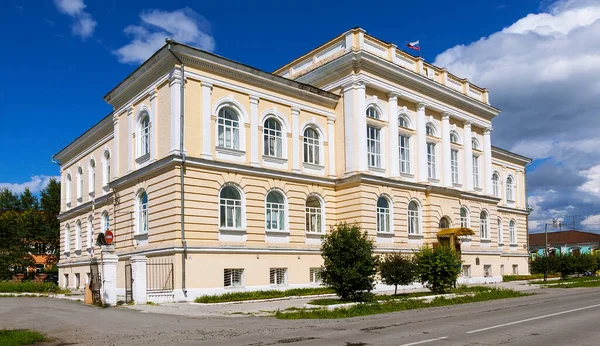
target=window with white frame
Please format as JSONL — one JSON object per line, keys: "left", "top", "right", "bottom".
{"left": 309, "top": 267, "right": 322, "bottom": 283}
{"left": 303, "top": 128, "right": 320, "bottom": 165}
{"left": 367, "top": 126, "right": 381, "bottom": 168}
{"left": 473, "top": 155, "right": 480, "bottom": 188}
{"left": 480, "top": 211, "right": 489, "bottom": 239}
{"left": 376, "top": 196, "right": 391, "bottom": 233}
{"left": 89, "top": 159, "right": 96, "bottom": 195}
{"left": 426, "top": 124, "right": 435, "bottom": 136}
{"left": 427, "top": 142, "right": 436, "bottom": 179}
{"left": 472, "top": 138, "right": 479, "bottom": 150}
{"left": 451, "top": 149, "right": 459, "bottom": 184}
{"left": 103, "top": 150, "right": 110, "bottom": 187}
{"left": 263, "top": 118, "right": 283, "bottom": 158}
{"left": 138, "top": 114, "right": 150, "bottom": 158}
{"left": 65, "top": 173, "right": 72, "bottom": 206}
{"left": 484, "top": 265, "right": 492, "bottom": 277}
{"left": 512, "top": 265, "right": 519, "bottom": 275}
{"left": 64, "top": 224, "right": 71, "bottom": 253}
{"left": 87, "top": 217, "right": 93, "bottom": 248}
{"left": 305, "top": 195, "right": 323, "bottom": 233}
{"left": 266, "top": 190, "right": 285, "bottom": 232}
{"left": 101, "top": 212, "right": 110, "bottom": 234}
{"left": 77, "top": 166, "right": 83, "bottom": 200}
{"left": 399, "top": 115, "right": 410, "bottom": 128}
{"left": 460, "top": 207, "right": 469, "bottom": 228}
{"left": 506, "top": 176, "right": 514, "bottom": 201}
{"left": 399, "top": 134, "right": 411, "bottom": 174}
{"left": 509, "top": 220, "right": 517, "bottom": 244}
{"left": 450, "top": 132, "right": 459, "bottom": 144}
{"left": 270, "top": 268, "right": 287, "bottom": 285}
{"left": 75, "top": 221, "right": 82, "bottom": 251}
{"left": 75, "top": 273, "right": 80, "bottom": 289}
{"left": 498, "top": 218, "right": 504, "bottom": 244}
{"left": 217, "top": 107, "right": 240, "bottom": 149}
{"left": 366, "top": 106, "right": 380, "bottom": 119}
{"left": 224, "top": 269, "right": 243, "bottom": 287}
{"left": 137, "top": 191, "right": 148, "bottom": 234}
{"left": 461, "top": 265, "right": 471, "bottom": 278}
{"left": 492, "top": 173, "right": 499, "bottom": 197}
{"left": 408, "top": 200, "right": 421, "bottom": 235}
{"left": 219, "top": 186, "right": 242, "bottom": 229}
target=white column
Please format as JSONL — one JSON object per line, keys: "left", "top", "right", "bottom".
{"left": 249, "top": 95, "right": 260, "bottom": 167}
{"left": 130, "top": 255, "right": 147, "bottom": 305}
{"left": 201, "top": 82, "right": 213, "bottom": 160}
{"left": 169, "top": 72, "right": 182, "bottom": 155}
{"left": 292, "top": 107, "right": 301, "bottom": 173}
{"left": 342, "top": 84, "right": 356, "bottom": 173}
{"left": 483, "top": 128, "right": 493, "bottom": 195}
{"left": 416, "top": 102, "right": 428, "bottom": 182}
{"left": 149, "top": 89, "right": 158, "bottom": 162}
{"left": 327, "top": 117, "right": 336, "bottom": 177}
{"left": 101, "top": 250, "right": 118, "bottom": 306}
{"left": 441, "top": 113, "right": 452, "bottom": 187}
{"left": 388, "top": 93, "right": 399, "bottom": 177}
{"left": 127, "top": 106, "right": 133, "bottom": 173}
{"left": 113, "top": 115, "right": 119, "bottom": 179}
{"left": 355, "top": 82, "right": 367, "bottom": 172}
{"left": 501, "top": 166, "right": 507, "bottom": 204}
{"left": 463, "top": 122, "right": 474, "bottom": 191}
{"left": 515, "top": 170, "right": 522, "bottom": 208}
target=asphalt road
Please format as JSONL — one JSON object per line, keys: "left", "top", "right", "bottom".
{"left": 1, "top": 288, "right": 600, "bottom": 345}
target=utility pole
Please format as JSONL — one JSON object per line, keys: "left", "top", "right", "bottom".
{"left": 544, "top": 219, "right": 559, "bottom": 282}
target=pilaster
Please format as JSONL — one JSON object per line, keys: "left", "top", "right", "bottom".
{"left": 463, "top": 122, "right": 474, "bottom": 191}
{"left": 149, "top": 89, "right": 158, "bottom": 162}
{"left": 201, "top": 82, "right": 213, "bottom": 160}
{"left": 249, "top": 95, "right": 260, "bottom": 167}
{"left": 388, "top": 93, "right": 399, "bottom": 177}
{"left": 483, "top": 128, "right": 493, "bottom": 195}
{"left": 169, "top": 71, "right": 182, "bottom": 155}
{"left": 441, "top": 113, "right": 452, "bottom": 187}
{"left": 127, "top": 106, "right": 133, "bottom": 173}
{"left": 327, "top": 117, "right": 336, "bottom": 177}
{"left": 416, "top": 102, "right": 428, "bottom": 182}
{"left": 112, "top": 114, "right": 119, "bottom": 179}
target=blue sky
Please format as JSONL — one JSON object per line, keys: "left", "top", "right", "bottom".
{"left": 1, "top": 0, "right": 600, "bottom": 232}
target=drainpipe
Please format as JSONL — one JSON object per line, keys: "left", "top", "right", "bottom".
{"left": 524, "top": 161, "right": 531, "bottom": 272}
{"left": 166, "top": 39, "right": 187, "bottom": 297}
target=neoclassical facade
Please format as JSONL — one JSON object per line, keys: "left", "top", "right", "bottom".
{"left": 55, "top": 28, "right": 530, "bottom": 299}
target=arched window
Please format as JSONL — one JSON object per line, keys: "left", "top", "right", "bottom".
{"left": 263, "top": 118, "right": 283, "bottom": 157}
{"left": 77, "top": 166, "right": 83, "bottom": 199}
{"left": 305, "top": 195, "right": 323, "bottom": 233}
{"left": 509, "top": 220, "right": 517, "bottom": 244}
{"left": 103, "top": 150, "right": 111, "bottom": 187}
{"left": 473, "top": 155, "right": 480, "bottom": 188}
{"left": 266, "top": 190, "right": 285, "bottom": 231}
{"left": 65, "top": 173, "right": 72, "bottom": 206}
{"left": 138, "top": 114, "right": 150, "bottom": 157}
{"left": 220, "top": 185, "right": 242, "bottom": 229}
{"left": 480, "top": 211, "right": 489, "bottom": 239}
{"left": 450, "top": 132, "right": 459, "bottom": 144}
{"left": 217, "top": 107, "right": 240, "bottom": 149}
{"left": 460, "top": 207, "right": 469, "bottom": 227}
{"left": 137, "top": 191, "right": 148, "bottom": 234}
{"left": 498, "top": 218, "right": 504, "bottom": 244}
{"left": 75, "top": 221, "right": 82, "bottom": 251}
{"left": 366, "top": 106, "right": 380, "bottom": 119}
{"left": 506, "top": 176, "right": 514, "bottom": 201}
{"left": 399, "top": 134, "right": 411, "bottom": 173}
{"left": 101, "top": 211, "right": 110, "bottom": 234}
{"left": 408, "top": 200, "right": 421, "bottom": 235}
{"left": 64, "top": 224, "right": 71, "bottom": 253}
{"left": 492, "top": 173, "right": 499, "bottom": 197}
{"left": 426, "top": 124, "right": 435, "bottom": 136}
{"left": 472, "top": 138, "right": 479, "bottom": 150}
{"left": 376, "top": 197, "right": 391, "bottom": 233}
{"left": 89, "top": 159, "right": 96, "bottom": 195}
{"left": 398, "top": 115, "right": 410, "bottom": 128}
{"left": 87, "top": 217, "right": 93, "bottom": 249}
{"left": 303, "top": 128, "right": 320, "bottom": 165}
{"left": 439, "top": 216, "right": 451, "bottom": 229}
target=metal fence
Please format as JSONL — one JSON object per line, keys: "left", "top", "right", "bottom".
{"left": 146, "top": 258, "right": 174, "bottom": 292}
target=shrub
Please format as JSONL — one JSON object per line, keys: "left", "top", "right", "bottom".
{"left": 0, "top": 281, "right": 61, "bottom": 293}
{"left": 320, "top": 222, "right": 378, "bottom": 301}
{"left": 379, "top": 252, "right": 417, "bottom": 295}
{"left": 414, "top": 245, "right": 461, "bottom": 294}
{"left": 530, "top": 255, "right": 560, "bottom": 276}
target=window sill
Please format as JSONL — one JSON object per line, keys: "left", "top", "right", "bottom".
{"left": 408, "top": 233, "right": 423, "bottom": 239}
{"left": 474, "top": 187, "right": 483, "bottom": 192}
{"left": 369, "top": 166, "right": 386, "bottom": 173}
{"left": 498, "top": 242, "right": 504, "bottom": 246}
{"left": 303, "top": 162, "right": 324, "bottom": 170}
{"left": 136, "top": 153, "right": 150, "bottom": 164}
{"left": 510, "top": 243, "right": 518, "bottom": 247}
{"left": 480, "top": 238, "right": 491, "bottom": 243}
{"left": 262, "top": 155, "right": 288, "bottom": 164}
{"left": 377, "top": 231, "right": 394, "bottom": 236}
{"left": 216, "top": 146, "right": 245, "bottom": 157}
{"left": 219, "top": 227, "right": 246, "bottom": 233}
{"left": 428, "top": 178, "right": 440, "bottom": 183}
{"left": 452, "top": 183, "right": 463, "bottom": 188}
{"left": 265, "top": 229, "right": 289, "bottom": 235}
{"left": 134, "top": 232, "right": 148, "bottom": 246}
{"left": 306, "top": 231, "right": 324, "bottom": 236}
{"left": 399, "top": 172, "right": 414, "bottom": 178}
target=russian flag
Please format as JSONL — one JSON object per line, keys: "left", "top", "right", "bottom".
{"left": 407, "top": 40, "right": 420, "bottom": 51}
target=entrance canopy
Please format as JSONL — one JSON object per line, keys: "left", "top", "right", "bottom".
{"left": 436, "top": 227, "right": 475, "bottom": 239}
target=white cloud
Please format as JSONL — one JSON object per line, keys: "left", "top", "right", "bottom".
{"left": 53, "top": 0, "right": 97, "bottom": 39}
{"left": 114, "top": 8, "right": 215, "bottom": 64}
{"left": 581, "top": 213, "right": 600, "bottom": 230}
{"left": 0, "top": 176, "right": 60, "bottom": 195}
{"left": 433, "top": 0, "right": 600, "bottom": 232}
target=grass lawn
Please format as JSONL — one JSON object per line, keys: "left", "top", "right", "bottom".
{"left": 530, "top": 276, "right": 600, "bottom": 288}
{"left": 276, "top": 288, "right": 530, "bottom": 319}
{"left": 0, "top": 330, "right": 46, "bottom": 346}
{"left": 194, "top": 287, "right": 335, "bottom": 303}
{"left": 502, "top": 274, "right": 559, "bottom": 282}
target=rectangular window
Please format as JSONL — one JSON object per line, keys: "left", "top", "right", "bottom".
{"left": 224, "top": 269, "right": 244, "bottom": 287}
{"left": 512, "top": 265, "right": 518, "bottom": 275}
{"left": 220, "top": 198, "right": 242, "bottom": 229}
{"left": 263, "top": 127, "right": 282, "bottom": 157}
{"left": 451, "top": 149, "right": 459, "bottom": 184}
{"left": 473, "top": 155, "right": 480, "bottom": 188}
{"left": 218, "top": 117, "right": 240, "bottom": 149}
{"left": 303, "top": 132, "right": 320, "bottom": 165}
{"left": 367, "top": 126, "right": 381, "bottom": 168}
{"left": 500, "top": 264, "right": 505, "bottom": 276}
{"left": 484, "top": 265, "right": 492, "bottom": 277}
{"left": 309, "top": 267, "right": 322, "bottom": 284}
{"left": 64, "top": 274, "right": 69, "bottom": 288}
{"left": 461, "top": 265, "right": 471, "bottom": 278}
{"left": 75, "top": 273, "right": 80, "bottom": 289}
{"left": 399, "top": 135, "right": 411, "bottom": 173}
{"left": 270, "top": 268, "right": 287, "bottom": 285}
{"left": 427, "top": 143, "right": 436, "bottom": 179}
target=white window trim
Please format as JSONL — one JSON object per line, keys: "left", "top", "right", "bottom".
{"left": 305, "top": 193, "right": 326, "bottom": 234}
{"left": 407, "top": 199, "right": 422, "bottom": 236}
{"left": 86, "top": 217, "right": 93, "bottom": 249}
{"left": 135, "top": 189, "right": 149, "bottom": 235}
{"left": 76, "top": 166, "right": 83, "bottom": 201}
{"left": 376, "top": 195, "right": 393, "bottom": 234}
{"left": 265, "top": 189, "right": 288, "bottom": 233}
{"left": 213, "top": 99, "right": 248, "bottom": 154}
{"left": 509, "top": 220, "right": 517, "bottom": 245}
{"left": 136, "top": 111, "right": 151, "bottom": 162}
{"left": 480, "top": 211, "right": 490, "bottom": 240}
{"left": 64, "top": 224, "right": 71, "bottom": 253}
{"left": 102, "top": 148, "right": 111, "bottom": 190}
{"left": 88, "top": 158, "right": 96, "bottom": 196}
{"left": 399, "top": 133, "right": 412, "bottom": 175}
{"left": 65, "top": 172, "right": 72, "bottom": 207}
{"left": 367, "top": 125, "right": 383, "bottom": 169}
{"left": 426, "top": 142, "right": 438, "bottom": 180}
{"left": 101, "top": 211, "right": 110, "bottom": 234}
{"left": 75, "top": 221, "right": 82, "bottom": 251}
{"left": 218, "top": 183, "right": 246, "bottom": 231}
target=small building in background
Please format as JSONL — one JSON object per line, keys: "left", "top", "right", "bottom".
{"left": 529, "top": 230, "right": 600, "bottom": 258}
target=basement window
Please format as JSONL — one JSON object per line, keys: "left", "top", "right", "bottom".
{"left": 224, "top": 269, "right": 243, "bottom": 287}
{"left": 270, "top": 268, "right": 287, "bottom": 286}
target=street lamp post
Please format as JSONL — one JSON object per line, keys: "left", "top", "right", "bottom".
{"left": 544, "top": 219, "right": 562, "bottom": 282}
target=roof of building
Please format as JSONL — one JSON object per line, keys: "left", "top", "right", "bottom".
{"left": 529, "top": 230, "right": 600, "bottom": 247}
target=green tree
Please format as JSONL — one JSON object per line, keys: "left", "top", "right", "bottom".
{"left": 39, "top": 179, "right": 61, "bottom": 264}
{"left": 320, "top": 222, "right": 378, "bottom": 301}
{"left": 0, "top": 188, "right": 35, "bottom": 279}
{"left": 380, "top": 252, "right": 417, "bottom": 295}
{"left": 414, "top": 245, "right": 461, "bottom": 294}
{"left": 530, "top": 254, "right": 560, "bottom": 276}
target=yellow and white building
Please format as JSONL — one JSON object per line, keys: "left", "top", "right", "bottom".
{"left": 55, "top": 28, "right": 531, "bottom": 300}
